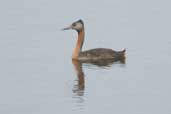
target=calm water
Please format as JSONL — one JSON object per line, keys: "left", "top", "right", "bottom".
{"left": 0, "top": 0, "right": 171, "bottom": 114}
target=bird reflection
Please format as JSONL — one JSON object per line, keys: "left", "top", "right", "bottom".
{"left": 72, "top": 58, "right": 125, "bottom": 97}
{"left": 72, "top": 60, "right": 85, "bottom": 96}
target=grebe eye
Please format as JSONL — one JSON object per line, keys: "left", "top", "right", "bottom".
{"left": 72, "top": 23, "right": 76, "bottom": 26}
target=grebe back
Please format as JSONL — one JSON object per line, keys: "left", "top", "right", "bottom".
{"left": 62, "top": 19, "right": 126, "bottom": 61}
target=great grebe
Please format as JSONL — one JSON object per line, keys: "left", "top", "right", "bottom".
{"left": 62, "top": 19, "right": 126, "bottom": 62}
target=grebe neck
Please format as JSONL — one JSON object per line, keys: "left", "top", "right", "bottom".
{"left": 72, "top": 29, "right": 85, "bottom": 59}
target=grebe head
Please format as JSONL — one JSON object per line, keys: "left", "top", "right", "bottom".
{"left": 62, "top": 19, "right": 84, "bottom": 32}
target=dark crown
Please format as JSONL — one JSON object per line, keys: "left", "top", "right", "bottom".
{"left": 77, "top": 19, "right": 84, "bottom": 25}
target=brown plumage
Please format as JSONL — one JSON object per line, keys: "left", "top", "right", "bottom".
{"left": 62, "top": 19, "right": 126, "bottom": 62}
{"left": 79, "top": 48, "right": 125, "bottom": 61}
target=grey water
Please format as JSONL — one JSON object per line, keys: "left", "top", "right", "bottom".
{"left": 0, "top": 0, "right": 171, "bottom": 114}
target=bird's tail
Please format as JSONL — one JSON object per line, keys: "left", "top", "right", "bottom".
{"left": 122, "top": 48, "right": 126, "bottom": 56}
{"left": 115, "top": 49, "right": 126, "bottom": 63}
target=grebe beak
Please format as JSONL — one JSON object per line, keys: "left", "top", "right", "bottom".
{"left": 62, "top": 26, "right": 72, "bottom": 31}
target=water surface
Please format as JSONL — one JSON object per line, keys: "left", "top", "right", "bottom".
{"left": 0, "top": 0, "right": 171, "bottom": 114}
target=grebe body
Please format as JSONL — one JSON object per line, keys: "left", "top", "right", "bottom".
{"left": 62, "top": 20, "right": 126, "bottom": 62}
{"left": 79, "top": 48, "right": 125, "bottom": 61}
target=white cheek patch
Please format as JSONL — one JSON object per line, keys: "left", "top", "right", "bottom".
{"left": 75, "top": 23, "right": 83, "bottom": 30}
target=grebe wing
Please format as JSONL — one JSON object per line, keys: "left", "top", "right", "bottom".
{"left": 79, "top": 48, "right": 125, "bottom": 61}
{"left": 79, "top": 48, "right": 114, "bottom": 59}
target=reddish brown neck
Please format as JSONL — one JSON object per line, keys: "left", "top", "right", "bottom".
{"left": 72, "top": 29, "right": 85, "bottom": 59}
